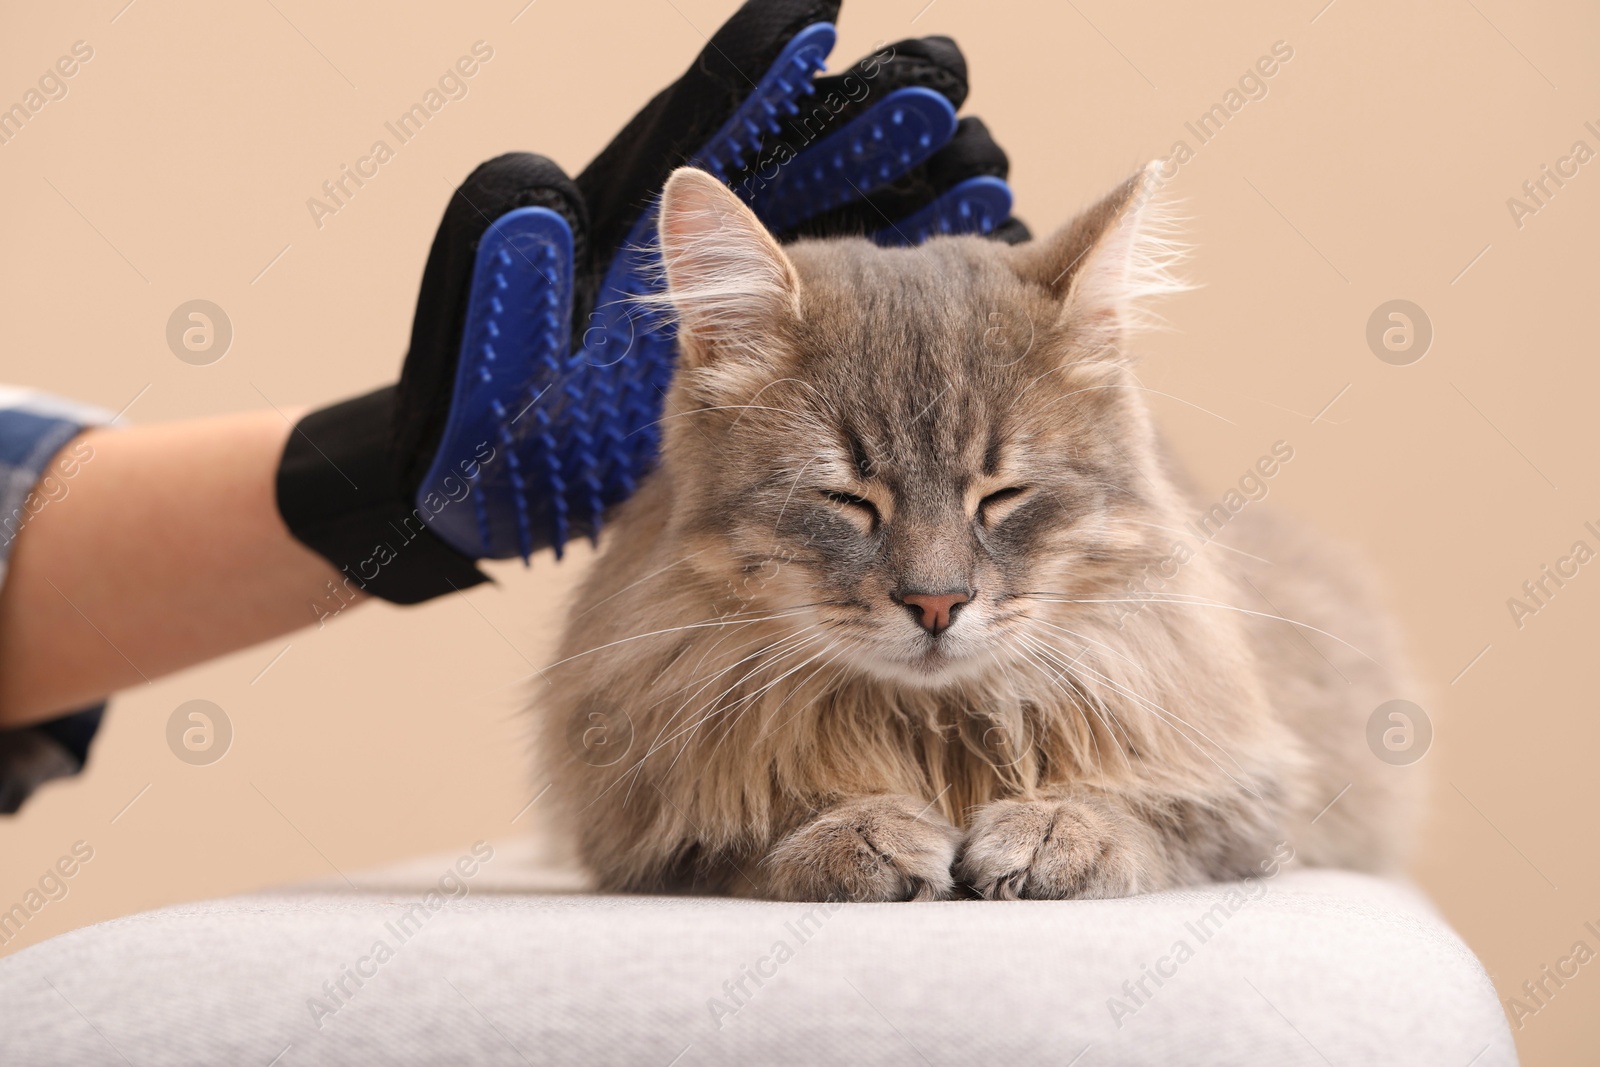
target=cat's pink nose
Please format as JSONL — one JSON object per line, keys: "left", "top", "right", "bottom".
{"left": 898, "top": 590, "right": 971, "bottom": 635}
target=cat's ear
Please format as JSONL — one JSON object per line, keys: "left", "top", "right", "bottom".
{"left": 656, "top": 167, "right": 800, "bottom": 370}
{"left": 1013, "top": 162, "right": 1185, "bottom": 352}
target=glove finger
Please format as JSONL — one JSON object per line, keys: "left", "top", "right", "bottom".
{"left": 729, "top": 36, "right": 969, "bottom": 203}
{"left": 577, "top": 0, "right": 839, "bottom": 272}
{"left": 990, "top": 216, "right": 1033, "bottom": 245}
{"left": 744, "top": 84, "right": 957, "bottom": 231}
{"left": 774, "top": 115, "right": 1007, "bottom": 240}
{"left": 808, "top": 35, "right": 967, "bottom": 118}
{"left": 394, "top": 152, "right": 586, "bottom": 501}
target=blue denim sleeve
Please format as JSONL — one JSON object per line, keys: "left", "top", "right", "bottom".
{"left": 0, "top": 387, "right": 113, "bottom": 814}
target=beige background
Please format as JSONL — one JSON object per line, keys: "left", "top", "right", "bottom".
{"left": 1, "top": 0, "right": 1595, "bottom": 1062}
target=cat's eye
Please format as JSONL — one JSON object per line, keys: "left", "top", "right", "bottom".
{"left": 821, "top": 490, "right": 880, "bottom": 528}
{"left": 977, "top": 486, "right": 1030, "bottom": 525}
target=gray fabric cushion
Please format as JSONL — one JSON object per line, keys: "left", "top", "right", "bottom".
{"left": 0, "top": 867, "right": 1514, "bottom": 1066}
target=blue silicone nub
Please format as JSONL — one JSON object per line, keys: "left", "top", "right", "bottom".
{"left": 743, "top": 86, "right": 958, "bottom": 232}
{"left": 415, "top": 206, "right": 573, "bottom": 562}
{"left": 872, "top": 175, "right": 1014, "bottom": 245}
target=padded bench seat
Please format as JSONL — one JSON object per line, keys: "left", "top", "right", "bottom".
{"left": 0, "top": 863, "right": 1515, "bottom": 1066}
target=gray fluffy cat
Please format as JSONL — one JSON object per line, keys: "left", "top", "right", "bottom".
{"left": 536, "top": 165, "right": 1422, "bottom": 901}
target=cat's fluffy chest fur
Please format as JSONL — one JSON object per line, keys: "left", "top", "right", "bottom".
{"left": 535, "top": 166, "right": 1421, "bottom": 901}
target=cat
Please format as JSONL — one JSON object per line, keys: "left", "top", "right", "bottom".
{"left": 534, "top": 164, "right": 1423, "bottom": 901}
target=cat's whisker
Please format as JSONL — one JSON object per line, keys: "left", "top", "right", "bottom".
{"left": 754, "top": 643, "right": 841, "bottom": 745}
{"left": 1011, "top": 633, "right": 1130, "bottom": 775}
{"left": 643, "top": 629, "right": 830, "bottom": 768}
{"left": 1020, "top": 630, "right": 1226, "bottom": 757}
{"left": 655, "top": 403, "right": 823, "bottom": 430}
{"left": 643, "top": 625, "right": 792, "bottom": 732}
{"left": 540, "top": 606, "right": 823, "bottom": 674}
{"left": 1004, "top": 640, "right": 1109, "bottom": 779}
{"left": 1018, "top": 638, "right": 1237, "bottom": 800}
{"left": 644, "top": 633, "right": 839, "bottom": 794}
{"left": 1115, "top": 519, "right": 1273, "bottom": 564}
{"left": 1028, "top": 618, "right": 1151, "bottom": 675}
{"left": 677, "top": 619, "right": 770, "bottom": 686}
{"left": 569, "top": 548, "right": 714, "bottom": 621}
{"left": 577, "top": 621, "right": 831, "bottom": 810}
{"left": 663, "top": 617, "right": 809, "bottom": 704}
{"left": 643, "top": 627, "right": 823, "bottom": 752}
{"left": 1017, "top": 641, "right": 1146, "bottom": 758}
{"left": 666, "top": 604, "right": 863, "bottom": 706}
{"left": 703, "top": 630, "right": 836, "bottom": 731}
{"left": 1020, "top": 633, "right": 1263, "bottom": 800}
{"left": 660, "top": 626, "right": 821, "bottom": 725}
{"left": 759, "top": 630, "right": 874, "bottom": 744}
{"left": 725, "top": 375, "right": 839, "bottom": 430}
{"left": 696, "top": 636, "right": 843, "bottom": 768}
{"left": 1018, "top": 592, "right": 1376, "bottom": 663}
{"left": 772, "top": 455, "right": 822, "bottom": 536}
{"left": 617, "top": 637, "right": 801, "bottom": 810}
{"left": 1005, "top": 365, "right": 1073, "bottom": 417}
{"left": 1035, "top": 379, "right": 1237, "bottom": 427}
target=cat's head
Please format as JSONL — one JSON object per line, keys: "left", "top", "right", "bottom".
{"left": 650, "top": 165, "right": 1185, "bottom": 688}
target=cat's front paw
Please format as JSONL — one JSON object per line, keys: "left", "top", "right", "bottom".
{"left": 958, "top": 797, "right": 1156, "bottom": 900}
{"left": 760, "top": 795, "right": 960, "bottom": 902}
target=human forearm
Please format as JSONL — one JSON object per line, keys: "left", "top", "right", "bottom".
{"left": 0, "top": 409, "right": 363, "bottom": 728}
